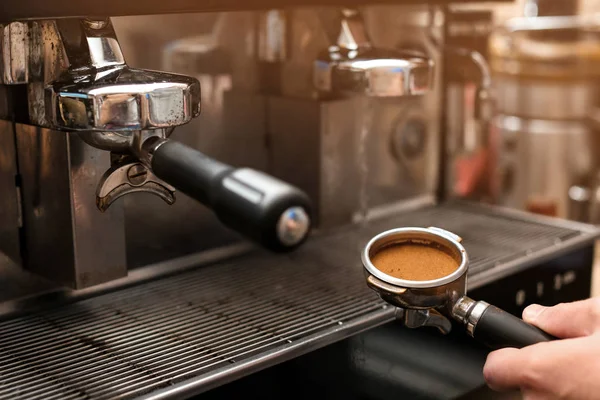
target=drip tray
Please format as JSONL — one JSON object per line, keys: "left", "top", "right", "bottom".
{"left": 0, "top": 201, "right": 597, "bottom": 400}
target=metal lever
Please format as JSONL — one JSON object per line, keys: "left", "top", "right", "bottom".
{"left": 144, "top": 138, "right": 312, "bottom": 252}
{"left": 397, "top": 308, "right": 453, "bottom": 335}
{"left": 96, "top": 159, "right": 175, "bottom": 212}
{"left": 4, "top": 17, "right": 313, "bottom": 253}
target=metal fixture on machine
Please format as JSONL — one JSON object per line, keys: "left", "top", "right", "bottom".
{"left": 264, "top": 7, "right": 438, "bottom": 231}
{"left": 314, "top": 8, "right": 435, "bottom": 97}
{"left": 445, "top": 46, "right": 494, "bottom": 157}
{"left": 362, "top": 226, "right": 554, "bottom": 349}
{"left": 489, "top": 14, "right": 600, "bottom": 221}
{"left": 0, "top": 17, "right": 312, "bottom": 288}
{"left": 0, "top": 201, "right": 596, "bottom": 399}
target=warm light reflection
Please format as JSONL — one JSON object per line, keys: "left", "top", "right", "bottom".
{"left": 348, "top": 59, "right": 411, "bottom": 70}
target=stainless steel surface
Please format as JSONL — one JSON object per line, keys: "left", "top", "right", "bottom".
{"left": 495, "top": 115, "right": 594, "bottom": 220}
{"left": 493, "top": 79, "right": 595, "bottom": 120}
{"left": 20, "top": 18, "right": 202, "bottom": 131}
{"left": 362, "top": 227, "right": 468, "bottom": 289}
{"left": 15, "top": 124, "right": 128, "bottom": 288}
{"left": 489, "top": 16, "right": 600, "bottom": 221}
{"left": 361, "top": 226, "right": 503, "bottom": 337}
{"left": 0, "top": 254, "right": 58, "bottom": 304}
{"left": 490, "top": 15, "right": 600, "bottom": 80}
{"left": 0, "top": 11, "right": 321, "bottom": 286}
{"left": 49, "top": 68, "right": 200, "bottom": 131}
{"left": 0, "top": 16, "right": 210, "bottom": 286}
{"left": 79, "top": 131, "right": 137, "bottom": 153}
{"left": 266, "top": 6, "right": 442, "bottom": 228}
{"left": 0, "top": 242, "right": 253, "bottom": 317}
{"left": 523, "top": 0, "right": 579, "bottom": 17}
{"left": 0, "top": 201, "right": 597, "bottom": 400}
{"left": 0, "top": 120, "right": 20, "bottom": 263}
{"left": 362, "top": 225, "right": 469, "bottom": 320}
{"left": 445, "top": 47, "right": 493, "bottom": 156}
{"left": 258, "top": 10, "right": 287, "bottom": 63}
{"left": 268, "top": 97, "right": 360, "bottom": 228}
{"left": 586, "top": 172, "right": 600, "bottom": 224}
{"left": 452, "top": 295, "right": 473, "bottom": 324}
{"left": 314, "top": 8, "right": 434, "bottom": 97}
{"left": 268, "top": 94, "right": 437, "bottom": 228}
{"left": 453, "top": 296, "right": 489, "bottom": 337}
{"left": 0, "top": 22, "right": 28, "bottom": 84}
{"left": 0, "top": 0, "right": 513, "bottom": 21}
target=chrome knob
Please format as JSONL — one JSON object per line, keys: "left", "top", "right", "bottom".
{"left": 276, "top": 206, "right": 311, "bottom": 247}
{"left": 47, "top": 68, "right": 201, "bottom": 131}
{"left": 315, "top": 48, "right": 434, "bottom": 97}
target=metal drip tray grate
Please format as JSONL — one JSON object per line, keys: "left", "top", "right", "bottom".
{"left": 0, "top": 202, "right": 597, "bottom": 400}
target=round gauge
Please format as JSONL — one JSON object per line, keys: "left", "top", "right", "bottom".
{"left": 391, "top": 117, "right": 427, "bottom": 161}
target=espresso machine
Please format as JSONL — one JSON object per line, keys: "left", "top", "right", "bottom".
{"left": 0, "top": 1, "right": 598, "bottom": 400}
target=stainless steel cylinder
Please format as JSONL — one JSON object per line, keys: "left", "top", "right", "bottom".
{"left": 362, "top": 227, "right": 468, "bottom": 314}
{"left": 494, "top": 115, "right": 594, "bottom": 219}
{"left": 489, "top": 15, "right": 600, "bottom": 220}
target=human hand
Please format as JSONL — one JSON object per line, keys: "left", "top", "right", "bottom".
{"left": 483, "top": 298, "right": 600, "bottom": 400}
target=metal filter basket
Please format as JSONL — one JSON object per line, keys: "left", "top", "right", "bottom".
{"left": 362, "top": 226, "right": 555, "bottom": 349}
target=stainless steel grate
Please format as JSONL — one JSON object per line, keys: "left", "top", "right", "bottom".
{"left": 0, "top": 202, "right": 596, "bottom": 400}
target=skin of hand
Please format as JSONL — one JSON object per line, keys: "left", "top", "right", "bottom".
{"left": 483, "top": 298, "right": 600, "bottom": 400}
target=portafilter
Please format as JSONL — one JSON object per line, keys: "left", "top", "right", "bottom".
{"left": 362, "top": 227, "right": 555, "bottom": 349}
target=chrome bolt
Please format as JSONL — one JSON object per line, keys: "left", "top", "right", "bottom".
{"left": 276, "top": 207, "right": 310, "bottom": 246}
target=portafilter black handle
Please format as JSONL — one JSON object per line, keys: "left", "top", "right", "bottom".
{"left": 455, "top": 298, "right": 556, "bottom": 350}
{"left": 148, "top": 139, "right": 312, "bottom": 252}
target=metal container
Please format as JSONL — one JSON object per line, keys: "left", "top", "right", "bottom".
{"left": 495, "top": 116, "right": 594, "bottom": 219}
{"left": 362, "top": 225, "right": 556, "bottom": 349}
{"left": 489, "top": 15, "right": 600, "bottom": 221}
{"left": 362, "top": 227, "right": 467, "bottom": 313}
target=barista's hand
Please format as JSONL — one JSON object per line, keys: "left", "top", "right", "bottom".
{"left": 483, "top": 297, "right": 600, "bottom": 400}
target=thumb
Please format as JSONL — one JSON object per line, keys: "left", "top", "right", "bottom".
{"left": 523, "top": 298, "right": 600, "bottom": 339}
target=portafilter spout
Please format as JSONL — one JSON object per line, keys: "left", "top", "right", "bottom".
{"left": 362, "top": 227, "right": 555, "bottom": 349}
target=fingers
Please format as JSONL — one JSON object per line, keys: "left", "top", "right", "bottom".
{"left": 522, "top": 298, "right": 600, "bottom": 339}
{"left": 484, "top": 337, "right": 596, "bottom": 396}
{"left": 483, "top": 347, "right": 525, "bottom": 391}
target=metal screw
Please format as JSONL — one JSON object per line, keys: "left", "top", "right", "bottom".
{"left": 276, "top": 207, "right": 310, "bottom": 247}
{"left": 127, "top": 164, "right": 148, "bottom": 186}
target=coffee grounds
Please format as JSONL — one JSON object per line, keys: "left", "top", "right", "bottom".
{"left": 371, "top": 242, "right": 459, "bottom": 281}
